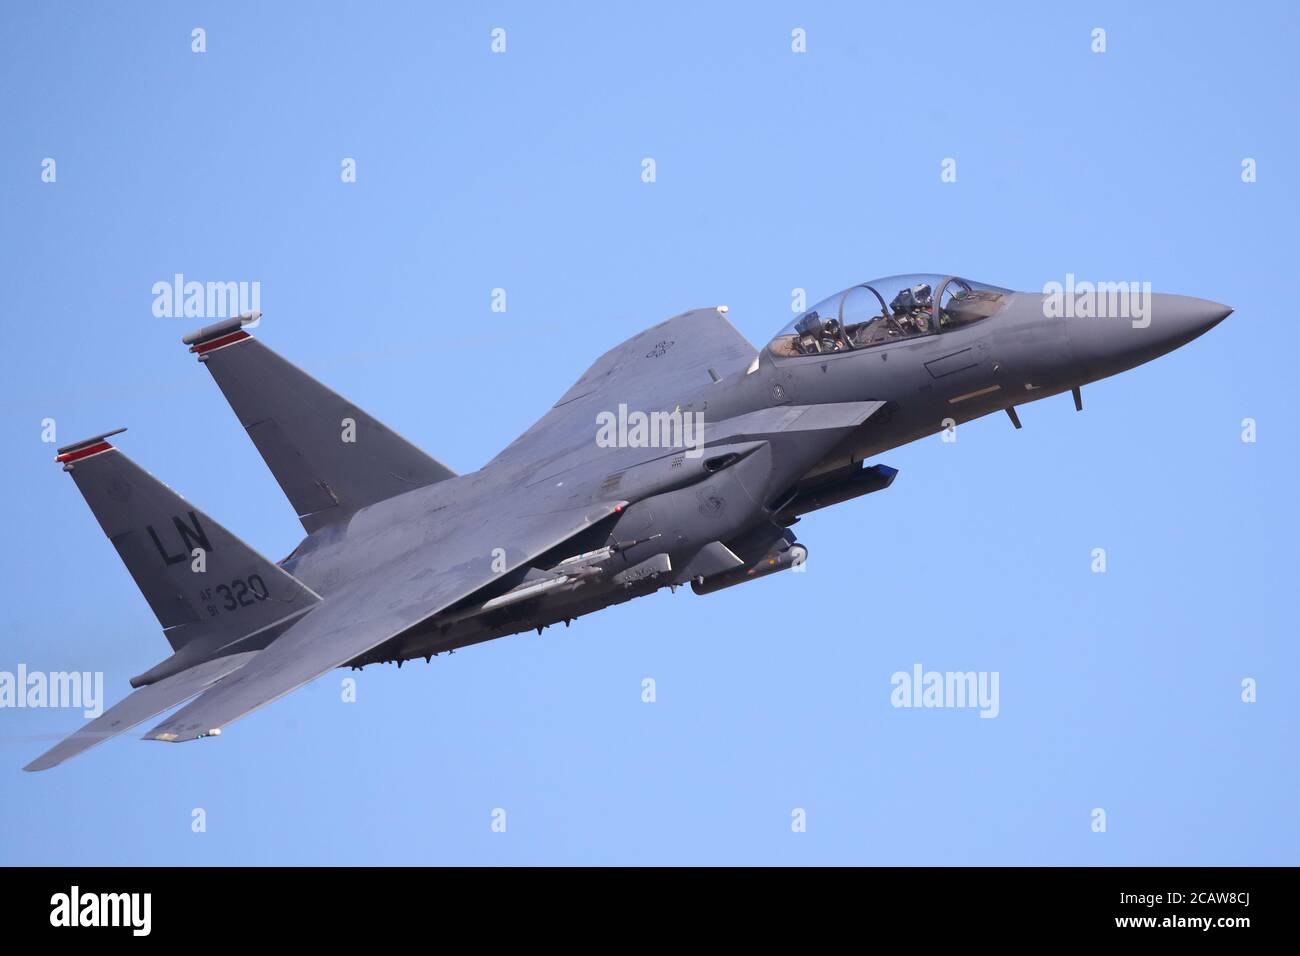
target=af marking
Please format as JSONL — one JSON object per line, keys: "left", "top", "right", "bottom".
{"left": 201, "top": 575, "right": 270, "bottom": 617}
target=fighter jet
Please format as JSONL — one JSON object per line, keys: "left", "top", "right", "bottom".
{"left": 26, "top": 274, "right": 1231, "bottom": 770}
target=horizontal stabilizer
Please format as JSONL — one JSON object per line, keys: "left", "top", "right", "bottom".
{"left": 23, "top": 652, "right": 256, "bottom": 771}
{"left": 142, "top": 498, "right": 627, "bottom": 743}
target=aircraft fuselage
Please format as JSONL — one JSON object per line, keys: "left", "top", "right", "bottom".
{"left": 328, "top": 283, "right": 1231, "bottom": 668}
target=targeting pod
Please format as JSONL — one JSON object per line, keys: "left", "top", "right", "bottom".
{"left": 690, "top": 544, "right": 808, "bottom": 595}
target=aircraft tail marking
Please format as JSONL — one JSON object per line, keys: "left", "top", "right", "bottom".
{"left": 55, "top": 430, "right": 320, "bottom": 653}
{"left": 188, "top": 326, "right": 251, "bottom": 355}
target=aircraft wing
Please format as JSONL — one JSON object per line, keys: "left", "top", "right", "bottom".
{"left": 489, "top": 307, "right": 758, "bottom": 472}
{"left": 142, "top": 496, "right": 623, "bottom": 742}
{"left": 143, "top": 309, "right": 756, "bottom": 743}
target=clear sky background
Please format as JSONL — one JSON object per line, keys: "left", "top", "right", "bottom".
{"left": 1, "top": 1, "right": 1295, "bottom": 865}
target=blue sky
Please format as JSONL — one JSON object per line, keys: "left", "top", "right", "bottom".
{"left": 1, "top": 1, "right": 1295, "bottom": 864}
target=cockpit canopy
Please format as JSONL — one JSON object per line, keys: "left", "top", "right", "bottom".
{"left": 769, "top": 274, "right": 1012, "bottom": 358}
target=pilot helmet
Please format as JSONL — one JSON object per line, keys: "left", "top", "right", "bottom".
{"left": 891, "top": 283, "right": 933, "bottom": 313}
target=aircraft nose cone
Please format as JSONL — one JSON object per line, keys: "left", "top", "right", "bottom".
{"left": 1066, "top": 294, "right": 1233, "bottom": 381}
{"left": 1158, "top": 295, "right": 1234, "bottom": 336}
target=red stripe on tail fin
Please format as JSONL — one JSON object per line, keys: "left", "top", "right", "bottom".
{"left": 190, "top": 330, "right": 250, "bottom": 355}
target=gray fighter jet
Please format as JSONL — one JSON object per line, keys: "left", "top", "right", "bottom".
{"left": 26, "top": 275, "right": 1231, "bottom": 770}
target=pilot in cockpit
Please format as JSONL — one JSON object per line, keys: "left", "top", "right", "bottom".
{"left": 793, "top": 311, "right": 848, "bottom": 353}
{"left": 890, "top": 282, "right": 934, "bottom": 334}
{"left": 820, "top": 317, "right": 847, "bottom": 352}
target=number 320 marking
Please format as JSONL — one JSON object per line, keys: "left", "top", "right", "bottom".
{"left": 216, "top": 574, "right": 270, "bottom": 611}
